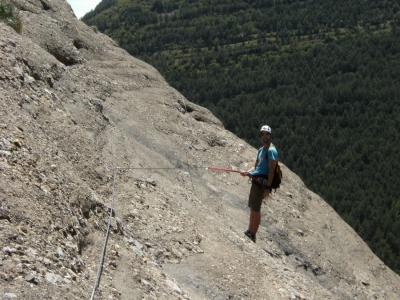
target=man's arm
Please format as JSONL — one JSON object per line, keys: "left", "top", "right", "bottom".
{"left": 266, "top": 160, "right": 277, "bottom": 187}
{"left": 263, "top": 159, "right": 277, "bottom": 197}
{"left": 240, "top": 160, "right": 258, "bottom": 176}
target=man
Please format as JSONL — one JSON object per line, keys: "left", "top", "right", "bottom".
{"left": 240, "top": 125, "right": 278, "bottom": 242}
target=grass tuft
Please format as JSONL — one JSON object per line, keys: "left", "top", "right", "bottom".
{"left": 0, "top": 1, "right": 22, "bottom": 33}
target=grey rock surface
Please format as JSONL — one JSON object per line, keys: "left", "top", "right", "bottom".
{"left": 1, "top": 0, "right": 400, "bottom": 299}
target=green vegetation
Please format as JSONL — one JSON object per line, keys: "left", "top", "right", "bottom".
{"left": 0, "top": 1, "right": 22, "bottom": 33}
{"left": 83, "top": 0, "right": 400, "bottom": 274}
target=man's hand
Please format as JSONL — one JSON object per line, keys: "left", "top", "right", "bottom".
{"left": 239, "top": 170, "right": 248, "bottom": 177}
{"left": 263, "top": 189, "right": 270, "bottom": 198}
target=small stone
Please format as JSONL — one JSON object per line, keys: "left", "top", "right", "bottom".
{"left": 67, "top": 268, "right": 77, "bottom": 280}
{"left": 24, "top": 74, "right": 35, "bottom": 84}
{"left": 111, "top": 288, "right": 121, "bottom": 296}
{"left": 146, "top": 178, "right": 157, "bottom": 186}
{"left": 0, "top": 150, "right": 12, "bottom": 157}
{"left": 25, "top": 248, "right": 37, "bottom": 257}
{"left": 56, "top": 247, "right": 64, "bottom": 258}
{"left": 166, "top": 279, "right": 182, "bottom": 294}
{"left": 91, "top": 99, "right": 103, "bottom": 112}
{"left": 134, "top": 240, "right": 143, "bottom": 250}
{"left": 5, "top": 38, "right": 16, "bottom": 47}
{"left": 45, "top": 272, "right": 61, "bottom": 284}
{"left": 13, "top": 64, "right": 23, "bottom": 76}
{"left": 25, "top": 274, "right": 39, "bottom": 284}
{"left": 140, "top": 279, "right": 153, "bottom": 289}
{"left": 13, "top": 139, "right": 22, "bottom": 148}
{"left": 3, "top": 246, "right": 16, "bottom": 254}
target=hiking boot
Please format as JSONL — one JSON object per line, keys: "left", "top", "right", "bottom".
{"left": 244, "top": 230, "right": 256, "bottom": 243}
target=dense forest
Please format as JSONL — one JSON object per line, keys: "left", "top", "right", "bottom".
{"left": 82, "top": 0, "right": 400, "bottom": 275}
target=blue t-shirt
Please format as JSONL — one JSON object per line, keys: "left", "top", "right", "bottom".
{"left": 248, "top": 144, "right": 278, "bottom": 177}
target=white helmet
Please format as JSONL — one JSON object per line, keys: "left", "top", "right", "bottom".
{"left": 260, "top": 125, "right": 272, "bottom": 133}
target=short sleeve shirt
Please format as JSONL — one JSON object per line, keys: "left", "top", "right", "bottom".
{"left": 248, "top": 144, "right": 278, "bottom": 177}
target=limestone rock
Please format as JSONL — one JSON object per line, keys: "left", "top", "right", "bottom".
{"left": 0, "top": 1, "right": 399, "bottom": 300}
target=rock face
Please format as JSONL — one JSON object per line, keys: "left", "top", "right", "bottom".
{"left": 0, "top": 1, "right": 399, "bottom": 299}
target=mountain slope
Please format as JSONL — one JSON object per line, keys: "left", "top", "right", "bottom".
{"left": 81, "top": 0, "right": 400, "bottom": 275}
{"left": 1, "top": 0, "right": 400, "bottom": 299}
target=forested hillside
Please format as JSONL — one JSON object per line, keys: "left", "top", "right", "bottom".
{"left": 82, "top": 0, "right": 400, "bottom": 275}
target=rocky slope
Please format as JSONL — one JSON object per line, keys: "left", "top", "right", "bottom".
{"left": 1, "top": 1, "right": 400, "bottom": 299}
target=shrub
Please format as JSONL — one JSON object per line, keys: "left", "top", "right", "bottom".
{"left": 0, "top": 1, "right": 22, "bottom": 33}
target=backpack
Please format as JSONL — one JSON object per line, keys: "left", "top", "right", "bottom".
{"left": 264, "top": 145, "right": 282, "bottom": 192}
{"left": 269, "top": 161, "right": 282, "bottom": 192}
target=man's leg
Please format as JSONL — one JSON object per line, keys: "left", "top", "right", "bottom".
{"left": 246, "top": 183, "right": 262, "bottom": 241}
{"left": 249, "top": 210, "right": 261, "bottom": 234}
